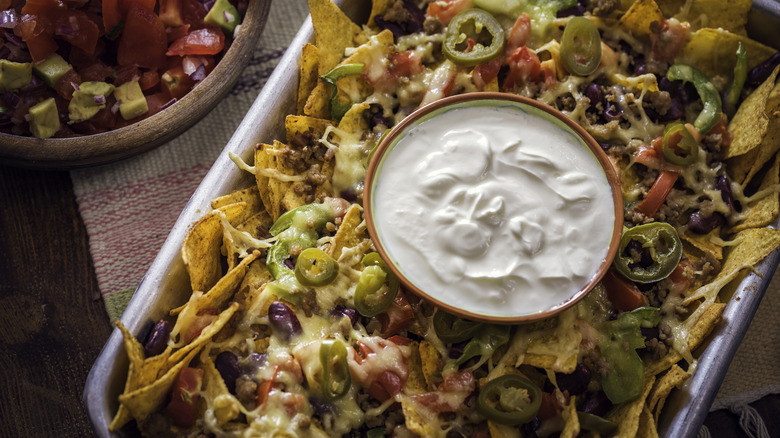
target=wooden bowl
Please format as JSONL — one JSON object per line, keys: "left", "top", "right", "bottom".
{"left": 0, "top": 0, "right": 271, "bottom": 170}
{"left": 363, "top": 92, "right": 624, "bottom": 324}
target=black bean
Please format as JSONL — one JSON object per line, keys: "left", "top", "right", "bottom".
{"left": 641, "top": 326, "right": 660, "bottom": 340}
{"left": 747, "top": 52, "right": 780, "bottom": 87}
{"left": 604, "top": 101, "right": 623, "bottom": 120}
{"left": 215, "top": 351, "right": 241, "bottom": 394}
{"left": 557, "top": 4, "right": 586, "bottom": 17}
{"left": 687, "top": 210, "right": 725, "bottom": 234}
{"left": 244, "top": 352, "right": 268, "bottom": 375}
{"left": 143, "top": 320, "right": 171, "bottom": 357}
{"left": 585, "top": 83, "right": 603, "bottom": 109}
{"left": 633, "top": 54, "right": 647, "bottom": 75}
{"left": 330, "top": 305, "right": 358, "bottom": 326}
{"left": 580, "top": 390, "right": 613, "bottom": 417}
{"left": 715, "top": 176, "right": 735, "bottom": 211}
{"left": 309, "top": 395, "right": 334, "bottom": 417}
{"left": 521, "top": 417, "right": 541, "bottom": 438}
{"left": 268, "top": 301, "right": 302, "bottom": 342}
{"left": 555, "top": 363, "right": 592, "bottom": 395}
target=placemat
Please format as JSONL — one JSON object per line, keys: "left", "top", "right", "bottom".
{"left": 69, "top": 0, "right": 779, "bottom": 431}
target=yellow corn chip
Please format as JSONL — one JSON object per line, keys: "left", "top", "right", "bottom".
{"left": 211, "top": 186, "right": 263, "bottom": 222}
{"left": 298, "top": 43, "right": 320, "bottom": 115}
{"left": 726, "top": 66, "right": 780, "bottom": 160}
{"left": 647, "top": 364, "right": 690, "bottom": 422}
{"left": 169, "top": 302, "right": 239, "bottom": 366}
{"left": 656, "top": 0, "right": 752, "bottom": 34}
{"left": 638, "top": 406, "right": 660, "bottom": 438}
{"left": 679, "top": 28, "right": 777, "bottom": 80}
{"left": 308, "top": 0, "right": 361, "bottom": 75}
{"left": 419, "top": 340, "right": 443, "bottom": 391}
{"left": 368, "top": 0, "right": 394, "bottom": 27}
{"left": 619, "top": 0, "right": 664, "bottom": 37}
{"left": 523, "top": 308, "right": 581, "bottom": 374}
{"left": 285, "top": 114, "right": 332, "bottom": 144}
{"left": 731, "top": 151, "right": 780, "bottom": 232}
{"left": 182, "top": 203, "right": 247, "bottom": 293}
{"left": 681, "top": 228, "right": 723, "bottom": 260}
{"left": 605, "top": 375, "right": 655, "bottom": 438}
{"left": 338, "top": 102, "right": 370, "bottom": 135}
{"left": 560, "top": 396, "right": 580, "bottom": 438}
{"left": 303, "top": 82, "right": 332, "bottom": 119}
{"left": 201, "top": 353, "right": 242, "bottom": 426}
{"left": 405, "top": 341, "right": 428, "bottom": 394}
{"left": 171, "top": 252, "right": 258, "bottom": 316}
{"left": 327, "top": 204, "right": 366, "bottom": 261}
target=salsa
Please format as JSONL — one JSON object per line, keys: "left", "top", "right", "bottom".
{"left": 0, "top": 0, "right": 246, "bottom": 138}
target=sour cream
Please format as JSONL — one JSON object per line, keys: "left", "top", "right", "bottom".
{"left": 369, "top": 103, "right": 617, "bottom": 319}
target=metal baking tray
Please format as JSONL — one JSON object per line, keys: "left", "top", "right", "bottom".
{"left": 83, "top": 1, "right": 780, "bottom": 436}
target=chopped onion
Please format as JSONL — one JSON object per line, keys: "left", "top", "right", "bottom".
{"left": 56, "top": 26, "right": 75, "bottom": 36}
{"left": 111, "top": 99, "right": 122, "bottom": 114}
{"left": 71, "top": 82, "right": 81, "bottom": 92}
{"left": 203, "top": 0, "right": 215, "bottom": 11}
{"left": 190, "top": 64, "right": 207, "bottom": 81}
{"left": 223, "top": 10, "right": 235, "bottom": 23}
{"left": 4, "top": 29, "right": 23, "bottom": 46}
{"left": 94, "top": 95, "right": 106, "bottom": 105}
{"left": 1, "top": 92, "right": 21, "bottom": 109}
{"left": 161, "top": 98, "right": 177, "bottom": 110}
{"left": 0, "top": 10, "right": 18, "bottom": 29}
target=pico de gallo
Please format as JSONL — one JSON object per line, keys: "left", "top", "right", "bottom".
{"left": 0, "top": 0, "right": 246, "bottom": 138}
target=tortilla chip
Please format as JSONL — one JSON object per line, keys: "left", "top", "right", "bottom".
{"left": 308, "top": 0, "right": 361, "bottom": 75}
{"left": 285, "top": 114, "right": 332, "bottom": 144}
{"left": 647, "top": 364, "right": 690, "bottom": 422}
{"left": 419, "top": 340, "right": 443, "bottom": 391}
{"left": 655, "top": 0, "right": 752, "bottom": 34}
{"left": 405, "top": 341, "right": 428, "bottom": 394}
{"left": 681, "top": 228, "right": 723, "bottom": 260}
{"left": 731, "top": 152, "right": 780, "bottom": 232}
{"left": 605, "top": 375, "right": 655, "bottom": 438}
{"left": 560, "top": 396, "right": 580, "bottom": 438}
{"left": 182, "top": 203, "right": 247, "bottom": 293}
{"left": 109, "top": 321, "right": 147, "bottom": 431}
{"left": 211, "top": 186, "right": 263, "bottom": 224}
{"left": 725, "top": 66, "right": 780, "bottom": 160}
{"left": 402, "top": 397, "right": 439, "bottom": 436}
{"left": 523, "top": 309, "right": 581, "bottom": 374}
{"left": 327, "top": 204, "right": 366, "bottom": 261}
{"left": 303, "top": 82, "right": 332, "bottom": 119}
{"left": 118, "top": 347, "right": 199, "bottom": 425}
{"left": 298, "top": 43, "right": 320, "bottom": 115}
{"left": 368, "top": 0, "right": 394, "bottom": 27}
{"left": 169, "top": 302, "right": 239, "bottom": 368}
{"left": 171, "top": 252, "right": 258, "bottom": 316}
{"left": 679, "top": 28, "right": 777, "bottom": 80}
{"left": 202, "top": 353, "right": 242, "bottom": 426}
{"left": 638, "top": 406, "right": 660, "bottom": 438}
{"left": 619, "top": 0, "right": 664, "bottom": 37}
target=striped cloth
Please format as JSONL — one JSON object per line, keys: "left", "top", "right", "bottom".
{"left": 70, "top": 0, "right": 780, "bottom": 431}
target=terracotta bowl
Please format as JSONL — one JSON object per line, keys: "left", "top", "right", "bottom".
{"left": 0, "top": 0, "right": 271, "bottom": 170}
{"left": 363, "top": 92, "right": 624, "bottom": 324}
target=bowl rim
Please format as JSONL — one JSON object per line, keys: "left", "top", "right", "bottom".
{"left": 363, "top": 91, "right": 625, "bottom": 324}
{"left": 0, "top": 0, "right": 272, "bottom": 170}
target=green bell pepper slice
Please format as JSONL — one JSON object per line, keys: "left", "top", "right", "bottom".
{"left": 577, "top": 412, "right": 618, "bottom": 434}
{"left": 667, "top": 64, "right": 722, "bottom": 134}
{"left": 560, "top": 16, "right": 602, "bottom": 76}
{"left": 613, "top": 222, "right": 682, "bottom": 284}
{"left": 433, "top": 309, "right": 484, "bottom": 344}
{"left": 725, "top": 42, "right": 748, "bottom": 117}
{"left": 477, "top": 374, "right": 542, "bottom": 426}
{"left": 446, "top": 323, "right": 511, "bottom": 371}
{"left": 662, "top": 122, "right": 699, "bottom": 166}
{"left": 321, "top": 63, "right": 364, "bottom": 121}
{"left": 319, "top": 338, "right": 351, "bottom": 400}
{"left": 295, "top": 247, "right": 339, "bottom": 287}
{"left": 443, "top": 8, "right": 505, "bottom": 67}
{"left": 354, "top": 253, "right": 399, "bottom": 317}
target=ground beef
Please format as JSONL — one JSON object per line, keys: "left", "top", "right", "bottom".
{"left": 424, "top": 16, "right": 444, "bottom": 35}
{"left": 646, "top": 90, "right": 672, "bottom": 116}
{"left": 281, "top": 128, "right": 330, "bottom": 174}
{"left": 589, "top": 0, "right": 618, "bottom": 16}
{"left": 140, "top": 413, "right": 176, "bottom": 438}
{"left": 556, "top": 93, "right": 577, "bottom": 112}
{"left": 235, "top": 375, "right": 258, "bottom": 408}
{"left": 644, "top": 337, "right": 668, "bottom": 360}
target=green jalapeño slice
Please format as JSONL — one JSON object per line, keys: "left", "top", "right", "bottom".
{"left": 560, "top": 16, "right": 602, "bottom": 76}
{"left": 443, "top": 8, "right": 505, "bottom": 66}
{"left": 613, "top": 223, "right": 682, "bottom": 283}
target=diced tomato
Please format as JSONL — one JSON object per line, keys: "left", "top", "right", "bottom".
{"left": 602, "top": 269, "right": 648, "bottom": 312}
{"left": 369, "top": 369, "right": 404, "bottom": 402}
{"left": 139, "top": 70, "right": 161, "bottom": 90}
{"left": 117, "top": 2, "right": 168, "bottom": 69}
{"left": 669, "top": 260, "right": 693, "bottom": 296}
{"left": 420, "top": 60, "right": 456, "bottom": 107}
{"left": 505, "top": 13, "right": 531, "bottom": 57}
{"left": 21, "top": 0, "right": 64, "bottom": 17}
{"left": 88, "top": 104, "right": 119, "bottom": 131}
{"left": 182, "top": 310, "right": 217, "bottom": 343}
{"left": 378, "top": 290, "right": 414, "bottom": 337}
{"left": 650, "top": 18, "right": 688, "bottom": 63}
{"left": 54, "top": 69, "right": 81, "bottom": 100}
{"left": 410, "top": 370, "right": 475, "bottom": 412}
{"left": 707, "top": 114, "right": 732, "bottom": 147}
{"left": 635, "top": 169, "right": 679, "bottom": 217}
{"left": 387, "top": 335, "right": 411, "bottom": 346}
{"left": 472, "top": 58, "right": 501, "bottom": 88}
{"left": 503, "top": 46, "right": 544, "bottom": 90}
{"left": 145, "top": 92, "right": 173, "bottom": 117}
{"left": 79, "top": 62, "right": 114, "bottom": 82}
{"left": 635, "top": 142, "right": 663, "bottom": 169}
{"left": 122, "top": 0, "right": 158, "bottom": 13}
{"left": 180, "top": 0, "right": 208, "bottom": 29}
{"left": 255, "top": 375, "right": 275, "bottom": 406}
{"left": 16, "top": 15, "right": 58, "bottom": 63}
{"left": 55, "top": 10, "right": 101, "bottom": 55}
{"left": 114, "top": 65, "right": 141, "bottom": 85}
{"left": 167, "top": 27, "right": 226, "bottom": 56}
{"left": 167, "top": 24, "right": 191, "bottom": 43}
{"left": 426, "top": 0, "right": 473, "bottom": 26}
{"left": 160, "top": 0, "right": 184, "bottom": 27}
{"left": 0, "top": 0, "right": 10, "bottom": 10}
{"left": 102, "top": 0, "right": 122, "bottom": 38}
{"left": 161, "top": 65, "right": 195, "bottom": 99}
{"left": 538, "top": 392, "right": 563, "bottom": 421}
{"left": 166, "top": 366, "right": 203, "bottom": 428}
{"left": 389, "top": 50, "right": 424, "bottom": 78}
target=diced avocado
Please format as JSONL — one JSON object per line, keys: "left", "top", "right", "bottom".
{"left": 0, "top": 60, "right": 33, "bottom": 92}
{"left": 68, "top": 81, "right": 115, "bottom": 123}
{"left": 33, "top": 54, "right": 73, "bottom": 88}
{"left": 113, "top": 80, "right": 149, "bottom": 120}
{"left": 204, "top": 0, "right": 242, "bottom": 34}
{"left": 28, "top": 97, "right": 61, "bottom": 139}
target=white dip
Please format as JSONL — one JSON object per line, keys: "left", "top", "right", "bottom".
{"left": 371, "top": 104, "right": 615, "bottom": 318}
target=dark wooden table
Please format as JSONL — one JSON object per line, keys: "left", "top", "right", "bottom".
{"left": 1, "top": 163, "right": 779, "bottom": 437}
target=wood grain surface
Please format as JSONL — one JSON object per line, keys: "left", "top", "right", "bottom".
{"left": 0, "top": 163, "right": 777, "bottom": 437}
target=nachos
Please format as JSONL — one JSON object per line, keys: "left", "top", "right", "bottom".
{"left": 110, "top": 0, "right": 780, "bottom": 436}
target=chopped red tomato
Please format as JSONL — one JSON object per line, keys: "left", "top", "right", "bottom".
{"left": 503, "top": 46, "right": 544, "bottom": 90}
{"left": 80, "top": 62, "right": 114, "bottom": 82}
{"left": 161, "top": 65, "right": 196, "bottom": 99}
{"left": 167, "top": 28, "right": 226, "bottom": 56}
{"left": 378, "top": 290, "right": 415, "bottom": 337}
{"left": 602, "top": 269, "right": 648, "bottom": 312}
{"left": 0, "top": 0, "right": 10, "bottom": 9}
{"left": 166, "top": 367, "right": 203, "bottom": 428}
{"left": 102, "top": 0, "right": 122, "bottom": 37}
{"left": 16, "top": 15, "right": 57, "bottom": 63}
{"left": 505, "top": 13, "right": 531, "bottom": 57}
{"left": 635, "top": 141, "right": 663, "bottom": 169}
{"left": 426, "top": 0, "right": 473, "bottom": 26}
{"left": 159, "top": 0, "right": 185, "bottom": 27}
{"left": 180, "top": 0, "right": 208, "bottom": 29}
{"left": 182, "top": 310, "right": 217, "bottom": 343}
{"left": 54, "top": 69, "right": 81, "bottom": 100}
{"left": 420, "top": 60, "right": 456, "bottom": 107}
{"left": 410, "top": 370, "right": 475, "bottom": 412}
{"left": 650, "top": 18, "right": 688, "bottom": 63}
{"left": 389, "top": 50, "right": 424, "bottom": 78}
{"left": 167, "top": 24, "right": 191, "bottom": 43}
{"left": 351, "top": 336, "right": 409, "bottom": 402}
{"left": 472, "top": 58, "right": 501, "bottom": 88}
{"left": 707, "top": 114, "right": 732, "bottom": 147}
{"left": 117, "top": 3, "right": 168, "bottom": 69}
{"left": 635, "top": 169, "right": 679, "bottom": 217}
{"left": 55, "top": 10, "right": 101, "bottom": 55}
